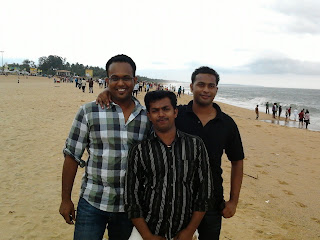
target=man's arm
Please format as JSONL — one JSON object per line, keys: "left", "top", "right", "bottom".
{"left": 222, "top": 159, "right": 243, "bottom": 218}
{"left": 59, "top": 155, "right": 78, "bottom": 224}
{"left": 131, "top": 218, "right": 165, "bottom": 240}
{"left": 174, "top": 211, "right": 205, "bottom": 240}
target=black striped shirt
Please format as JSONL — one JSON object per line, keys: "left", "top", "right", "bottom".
{"left": 124, "top": 130, "right": 212, "bottom": 239}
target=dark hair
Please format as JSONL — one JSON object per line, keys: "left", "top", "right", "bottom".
{"left": 105, "top": 54, "right": 136, "bottom": 77}
{"left": 144, "top": 90, "right": 177, "bottom": 112}
{"left": 191, "top": 66, "right": 220, "bottom": 85}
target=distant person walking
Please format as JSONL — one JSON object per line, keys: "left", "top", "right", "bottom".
{"left": 278, "top": 105, "right": 282, "bottom": 118}
{"left": 81, "top": 78, "right": 86, "bottom": 93}
{"left": 304, "top": 110, "right": 310, "bottom": 129}
{"left": 266, "top": 102, "right": 269, "bottom": 114}
{"left": 298, "top": 110, "right": 304, "bottom": 127}
{"left": 132, "top": 82, "right": 139, "bottom": 97}
{"left": 89, "top": 78, "right": 94, "bottom": 93}
{"left": 288, "top": 107, "right": 292, "bottom": 118}
{"left": 255, "top": 105, "right": 259, "bottom": 119}
{"left": 177, "top": 86, "right": 182, "bottom": 98}
{"left": 285, "top": 108, "right": 289, "bottom": 121}
{"left": 272, "top": 103, "right": 277, "bottom": 118}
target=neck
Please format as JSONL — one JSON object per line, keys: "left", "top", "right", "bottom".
{"left": 155, "top": 127, "right": 177, "bottom": 146}
{"left": 113, "top": 98, "right": 134, "bottom": 110}
{"left": 192, "top": 101, "right": 215, "bottom": 115}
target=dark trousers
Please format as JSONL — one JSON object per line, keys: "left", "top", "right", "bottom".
{"left": 198, "top": 209, "right": 222, "bottom": 240}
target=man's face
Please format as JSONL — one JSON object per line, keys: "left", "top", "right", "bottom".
{"left": 190, "top": 73, "right": 218, "bottom": 106}
{"left": 106, "top": 62, "right": 137, "bottom": 103}
{"left": 147, "top": 97, "right": 178, "bottom": 133}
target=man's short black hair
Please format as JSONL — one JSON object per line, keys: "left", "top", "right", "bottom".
{"left": 105, "top": 54, "right": 136, "bottom": 77}
{"left": 144, "top": 90, "right": 177, "bottom": 112}
{"left": 191, "top": 66, "right": 220, "bottom": 85}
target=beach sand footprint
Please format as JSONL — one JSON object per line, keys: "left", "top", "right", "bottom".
{"left": 295, "top": 202, "right": 307, "bottom": 208}
{"left": 311, "top": 217, "right": 320, "bottom": 224}
{"left": 278, "top": 180, "right": 289, "bottom": 185}
{"left": 282, "top": 189, "right": 294, "bottom": 195}
{"left": 268, "top": 194, "right": 278, "bottom": 199}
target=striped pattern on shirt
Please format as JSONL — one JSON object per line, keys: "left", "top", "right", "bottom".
{"left": 63, "top": 98, "right": 150, "bottom": 212}
{"left": 125, "top": 130, "right": 212, "bottom": 239}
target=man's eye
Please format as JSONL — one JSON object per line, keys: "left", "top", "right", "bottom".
{"left": 123, "top": 77, "right": 133, "bottom": 81}
{"left": 110, "top": 77, "right": 119, "bottom": 81}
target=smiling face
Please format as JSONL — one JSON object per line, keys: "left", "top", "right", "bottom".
{"left": 147, "top": 97, "right": 178, "bottom": 133}
{"left": 190, "top": 73, "right": 218, "bottom": 106}
{"left": 106, "top": 62, "right": 137, "bottom": 104}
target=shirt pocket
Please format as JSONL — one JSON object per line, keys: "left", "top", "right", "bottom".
{"left": 178, "top": 159, "right": 195, "bottom": 183}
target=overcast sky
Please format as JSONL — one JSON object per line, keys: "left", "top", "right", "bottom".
{"left": 1, "top": 0, "right": 320, "bottom": 88}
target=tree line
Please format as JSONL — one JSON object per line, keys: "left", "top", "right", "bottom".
{"left": 8, "top": 55, "right": 170, "bottom": 83}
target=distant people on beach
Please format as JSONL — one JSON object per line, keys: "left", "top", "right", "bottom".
{"left": 255, "top": 105, "right": 259, "bottom": 119}
{"left": 133, "top": 82, "right": 139, "bottom": 97}
{"left": 89, "top": 78, "right": 94, "bottom": 93}
{"left": 285, "top": 108, "right": 289, "bottom": 121}
{"left": 304, "top": 110, "right": 310, "bottom": 129}
{"left": 278, "top": 105, "right": 282, "bottom": 118}
{"left": 177, "top": 86, "right": 182, "bottom": 98}
{"left": 288, "top": 107, "right": 291, "bottom": 118}
{"left": 272, "top": 103, "right": 277, "bottom": 118}
{"left": 81, "top": 78, "right": 86, "bottom": 93}
{"left": 266, "top": 102, "right": 269, "bottom": 114}
{"left": 298, "top": 110, "right": 304, "bottom": 127}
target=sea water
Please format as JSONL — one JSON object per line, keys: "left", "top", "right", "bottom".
{"left": 166, "top": 82, "right": 320, "bottom": 132}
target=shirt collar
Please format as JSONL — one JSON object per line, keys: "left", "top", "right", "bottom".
{"left": 150, "top": 129, "right": 184, "bottom": 142}
{"left": 186, "top": 100, "right": 224, "bottom": 120}
{"left": 110, "top": 96, "right": 146, "bottom": 113}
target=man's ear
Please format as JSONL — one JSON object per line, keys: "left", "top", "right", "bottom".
{"left": 106, "top": 77, "right": 109, "bottom": 85}
{"left": 190, "top": 83, "right": 193, "bottom": 92}
{"left": 174, "top": 108, "right": 178, "bottom": 118}
{"left": 134, "top": 77, "right": 138, "bottom": 84}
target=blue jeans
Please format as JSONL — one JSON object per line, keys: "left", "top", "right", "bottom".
{"left": 197, "top": 209, "right": 222, "bottom": 240}
{"left": 74, "top": 198, "right": 133, "bottom": 240}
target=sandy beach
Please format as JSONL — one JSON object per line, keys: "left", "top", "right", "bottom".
{"left": 1, "top": 75, "right": 319, "bottom": 240}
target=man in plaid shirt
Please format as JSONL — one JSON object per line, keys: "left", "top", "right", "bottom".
{"left": 59, "top": 54, "right": 150, "bottom": 240}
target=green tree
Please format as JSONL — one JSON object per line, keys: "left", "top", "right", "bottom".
{"left": 38, "top": 55, "right": 64, "bottom": 75}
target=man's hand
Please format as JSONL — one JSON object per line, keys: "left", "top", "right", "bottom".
{"left": 95, "top": 88, "right": 111, "bottom": 109}
{"left": 221, "top": 200, "right": 237, "bottom": 218}
{"left": 173, "top": 228, "right": 194, "bottom": 240}
{"left": 59, "top": 199, "right": 76, "bottom": 224}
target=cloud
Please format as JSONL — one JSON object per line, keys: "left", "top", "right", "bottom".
{"left": 246, "top": 57, "right": 320, "bottom": 75}
{"left": 270, "top": 0, "right": 320, "bottom": 34}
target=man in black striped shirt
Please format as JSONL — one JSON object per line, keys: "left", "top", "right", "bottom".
{"left": 125, "top": 90, "right": 212, "bottom": 240}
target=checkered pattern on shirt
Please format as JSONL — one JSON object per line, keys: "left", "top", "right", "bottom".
{"left": 63, "top": 98, "right": 150, "bottom": 212}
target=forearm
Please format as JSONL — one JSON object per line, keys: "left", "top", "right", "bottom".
{"left": 229, "top": 160, "right": 243, "bottom": 204}
{"left": 131, "top": 218, "right": 154, "bottom": 239}
{"left": 185, "top": 211, "right": 206, "bottom": 233}
{"left": 61, "top": 155, "right": 78, "bottom": 201}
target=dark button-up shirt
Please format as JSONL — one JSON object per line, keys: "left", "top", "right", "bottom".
{"left": 125, "top": 130, "right": 212, "bottom": 239}
{"left": 176, "top": 101, "right": 244, "bottom": 207}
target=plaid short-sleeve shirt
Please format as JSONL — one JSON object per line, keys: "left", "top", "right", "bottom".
{"left": 63, "top": 98, "right": 150, "bottom": 212}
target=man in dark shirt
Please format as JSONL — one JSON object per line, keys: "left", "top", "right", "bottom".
{"left": 125, "top": 90, "right": 212, "bottom": 240}
{"left": 175, "top": 66, "right": 244, "bottom": 240}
